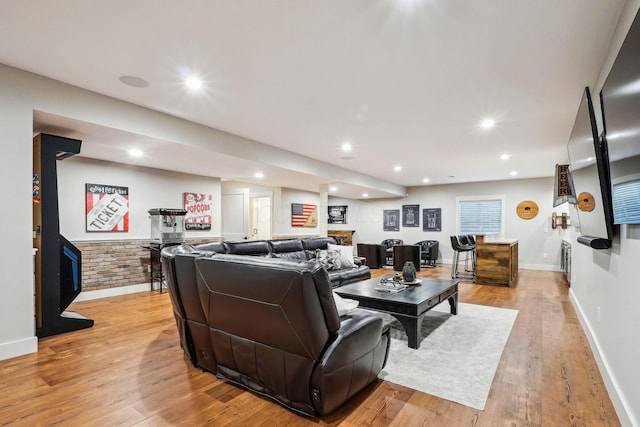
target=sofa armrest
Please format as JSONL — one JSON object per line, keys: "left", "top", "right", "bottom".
{"left": 310, "top": 309, "right": 390, "bottom": 415}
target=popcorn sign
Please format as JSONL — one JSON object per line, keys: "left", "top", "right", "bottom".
{"left": 183, "top": 192, "right": 212, "bottom": 230}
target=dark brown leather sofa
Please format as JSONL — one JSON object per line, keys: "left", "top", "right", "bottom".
{"left": 194, "top": 237, "right": 370, "bottom": 287}
{"left": 161, "top": 246, "right": 390, "bottom": 417}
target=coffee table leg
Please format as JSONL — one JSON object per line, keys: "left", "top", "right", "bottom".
{"left": 448, "top": 293, "right": 458, "bottom": 315}
{"left": 391, "top": 314, "right": 425, "bottom": 349}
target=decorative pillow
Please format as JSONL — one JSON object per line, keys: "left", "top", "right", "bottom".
{"left": 315, "top": 249, "right": 342, "bottom": 271}
{"left": 327, "top": 243, "right": 356, "bottom": 268}
{"left": 332, "top": 291, "right": 359, "bottom": 316}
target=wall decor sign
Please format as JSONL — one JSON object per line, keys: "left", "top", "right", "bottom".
{"left": 383, "top": 209, "right": 400, "bottom": 231}
{"left": 402, "top": 204, "right": 420, "bottom": 227}
{"left": 328, "top": 205, "right": 348, "bottom": 224}
{"left": 423, "top": 208, "right": 442, "bottom": 231}
{"left": 516, "top": 200, "right": 539, "bottom": 219}
{"left": 291, "top": 203, "right": 318, "bottom": 227}
{"left": 86, "top": 183, "right": 129, "bottom": 232}
{"left": 183, "top": 192, "right": 213, "bottom": 230}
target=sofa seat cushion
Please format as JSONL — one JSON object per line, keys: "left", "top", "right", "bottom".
{"left": 329, "top": 265, "right": 371, "bottom": 287}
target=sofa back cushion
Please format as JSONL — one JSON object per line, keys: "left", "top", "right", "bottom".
{"left": 195, "top": 255, "right": 340, "bottom": 358}
{"left": 225, "top": 240, "right": 270, "bottom": 256}
{"left": 268, "top": 239, "right": 308, "bottom": 261}
{"left": 194, "top": 241, "right": 227, "bottom": 253}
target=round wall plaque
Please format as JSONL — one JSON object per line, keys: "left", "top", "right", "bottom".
{"left": 516, "top": 200, "right": 539, "bottom": 219}
{"left": 577, "top": 192, "right": 596, "bottom": 212}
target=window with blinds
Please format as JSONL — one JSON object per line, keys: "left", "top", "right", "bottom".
{"left": 457, "top": 196, "right": 504, "bottom": 234}
{"left": 612, "top": 179, "right": 640, "bottom": 224}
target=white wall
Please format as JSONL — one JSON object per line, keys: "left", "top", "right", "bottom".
{"left": 275, "top": 188, "right": 321, "bottom": 237}
{"left": 58, "top": 157, "right": 222, "bottom": 240}
{"left": 331, "top": 177, "right": 570, "bottom": 270}
{"left": 566, "top": 1, "right": 640, "bottom": 425}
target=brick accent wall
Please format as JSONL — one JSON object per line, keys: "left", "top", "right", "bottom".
{"left": 74, "top": 238, "right": 223, "bottom": 291}
{"left": 74, "top": 240, "right": 151, "bottom": 291}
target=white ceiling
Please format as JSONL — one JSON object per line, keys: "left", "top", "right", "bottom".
{"left": 0, "top": 0, "right": 627, "bottom": 198}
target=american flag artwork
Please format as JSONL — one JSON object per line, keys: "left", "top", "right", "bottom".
{"left": 291, "top": 203, "right": 318, "bottom": 227}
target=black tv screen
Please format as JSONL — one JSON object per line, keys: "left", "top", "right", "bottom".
{"left": 567, "top": 87, "right": 614, "bottom": 248}
{"left": 600, "top": 10, "right": 640, "bottom": 225}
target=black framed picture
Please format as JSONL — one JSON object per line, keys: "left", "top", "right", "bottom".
{"left": 402, "top": 204, "right": 420, "bottom": 227}
{"left": 328, "top": 205, "right": 348, "bottom": 224}
{"left": 423, "top": 208, "right": 442, "bottom": 231}
{"left": 383, "top": 209, "right": 400, "bottom": 231}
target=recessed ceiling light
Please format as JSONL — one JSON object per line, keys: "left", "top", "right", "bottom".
{"left": 422, "top": 178, "right": 430, "bottom": 183}
{"left": 185, "top": 76, "right": 203, "bottom": 90}
{"left": 510, "top": 171, "right": 518, "bottom": 176}
{"left": 329, "top": 186, "right": 337, "bottom": 192}
{"left": 254, "top": 172, "right": 264, "bottom": 179}
{"left": 341, "top": 142, "right": 352, "bottom": 152}
{"left": 500, "top": 154, "right": 510, "bottom": 160}
{"left": 119, "top": 75, "right": 149, "bottom": 88}
{"left": 362, "top": 193, "right": 369, "bottom": 198}
{"left": 128, "top": 149, "right": 143, "bottom": 157}
{"left": 480, "top": 118, "right": 496, "bottom": 129}
{"left": 394, "top": 165, "right": 402, "bottom": 172}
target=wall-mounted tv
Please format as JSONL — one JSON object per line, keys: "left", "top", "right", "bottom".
{"left": 567, "top": 87, "right": 614, "bottom": 249}
{"left": 600, "top": 10, "right": 640, "bottom": 225}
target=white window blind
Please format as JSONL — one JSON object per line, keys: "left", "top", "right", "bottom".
{"left": 612, "top": 179, "right": 640, "bottom": 224}
{"left": 458, "top": 197, "right": 503, "bottom": 234}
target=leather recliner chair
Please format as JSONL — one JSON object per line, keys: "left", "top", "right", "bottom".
{"left": 193, "top": 254, "right": 390, "bottom": 416}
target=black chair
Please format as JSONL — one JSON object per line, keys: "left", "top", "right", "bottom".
{"left": 392, "top": 245, "right": 421, "bottom": 272}
{"left": 450, "top": 235, "right": 475, "bottom": 279}
{"left": 414, "top": 240, "right": 439, "bottom": 268}
{"left": 381, "top": 239, "right": 404, "bottom": 266}
{"left": 357, "top": 243, "right": 387, "bottom": 269}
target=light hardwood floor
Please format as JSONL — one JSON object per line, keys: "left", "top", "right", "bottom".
{"left": 0, "top": 266, "right": 621, "bottom": 426}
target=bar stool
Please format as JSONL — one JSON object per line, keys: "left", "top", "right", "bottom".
{"left": 450, "top": 235, "right": 475, "bottom": 279}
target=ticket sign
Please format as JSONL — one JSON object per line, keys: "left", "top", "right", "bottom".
{"left": 86, "top": 183, "right": 129, "bottom": 232}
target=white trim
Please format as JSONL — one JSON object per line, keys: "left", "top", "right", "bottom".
{"left": 74, "top": 283, "right": 151, "bottom": 302}
{"left": 569, "top": 289, "right": 637, "bottom": 427}
{"left": 0, "top": 336, "right": 38, "bottom": 361}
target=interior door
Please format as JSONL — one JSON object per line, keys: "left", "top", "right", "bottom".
{"left": 250, "top": 195, "right": 272, "bottom": 240}
{"left": 222, "top": 189, "right": 249, "bottom": 241}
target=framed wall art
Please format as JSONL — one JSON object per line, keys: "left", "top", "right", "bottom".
{"left": 292, "top": 203, "right": 318, "bottom": 227}
{"left": 423, "top": 208, "right": 442, "bottom": 231}
{"left": 85, "top": 183, "right": 129, "bottom": 232}
{"left": 183, "top": 192, "right": 213, "bottom": 230}
{"left": 328, "top": 205, "right": 348, "bottom": 224}
{"left": 383, "top": 209, "right": 400, "bottom": 231}
{"left": 402, "top": 204, "right": 420, "bottom": 227}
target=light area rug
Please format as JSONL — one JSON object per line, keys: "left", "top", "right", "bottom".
{"left": 377, "top": 302, "right": 518, "bottom": 410}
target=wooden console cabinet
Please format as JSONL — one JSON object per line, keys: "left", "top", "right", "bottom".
{"left": 327, "top": 230, "right": 355, "bottom": 245}
{"left": 475, "top": 235, "right": 518, "bottom": 287}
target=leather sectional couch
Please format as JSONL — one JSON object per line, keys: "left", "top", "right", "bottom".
{"left": 161, "top": 243, "right": 390, "bottom": 416}
{"left": 193, "top": 237, "right": 371, "bottom": 287}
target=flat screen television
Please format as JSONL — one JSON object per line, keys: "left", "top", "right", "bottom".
{"left": 600, "top": 10, "right": 640, "bottom": 225}
{"left": 567, "top": 87, "right": 614, "bottom": 249}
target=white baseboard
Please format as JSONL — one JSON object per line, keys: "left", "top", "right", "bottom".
{"left": 0, "top": 336, "right": 38, "bottom": 361}
{"left": 569, "top": 289, "right": 637, "bottom": 427}
{"left": 74, "top": 283, "right": 151, "bottom": 302}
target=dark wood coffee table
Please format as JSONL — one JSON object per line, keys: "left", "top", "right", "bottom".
{"left": 335, "top": 275, "right": 459, "bottom": 349}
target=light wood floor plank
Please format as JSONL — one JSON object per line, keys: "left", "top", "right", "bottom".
{"left": 0, "top": 266, "right": 621, "bottom": 426}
